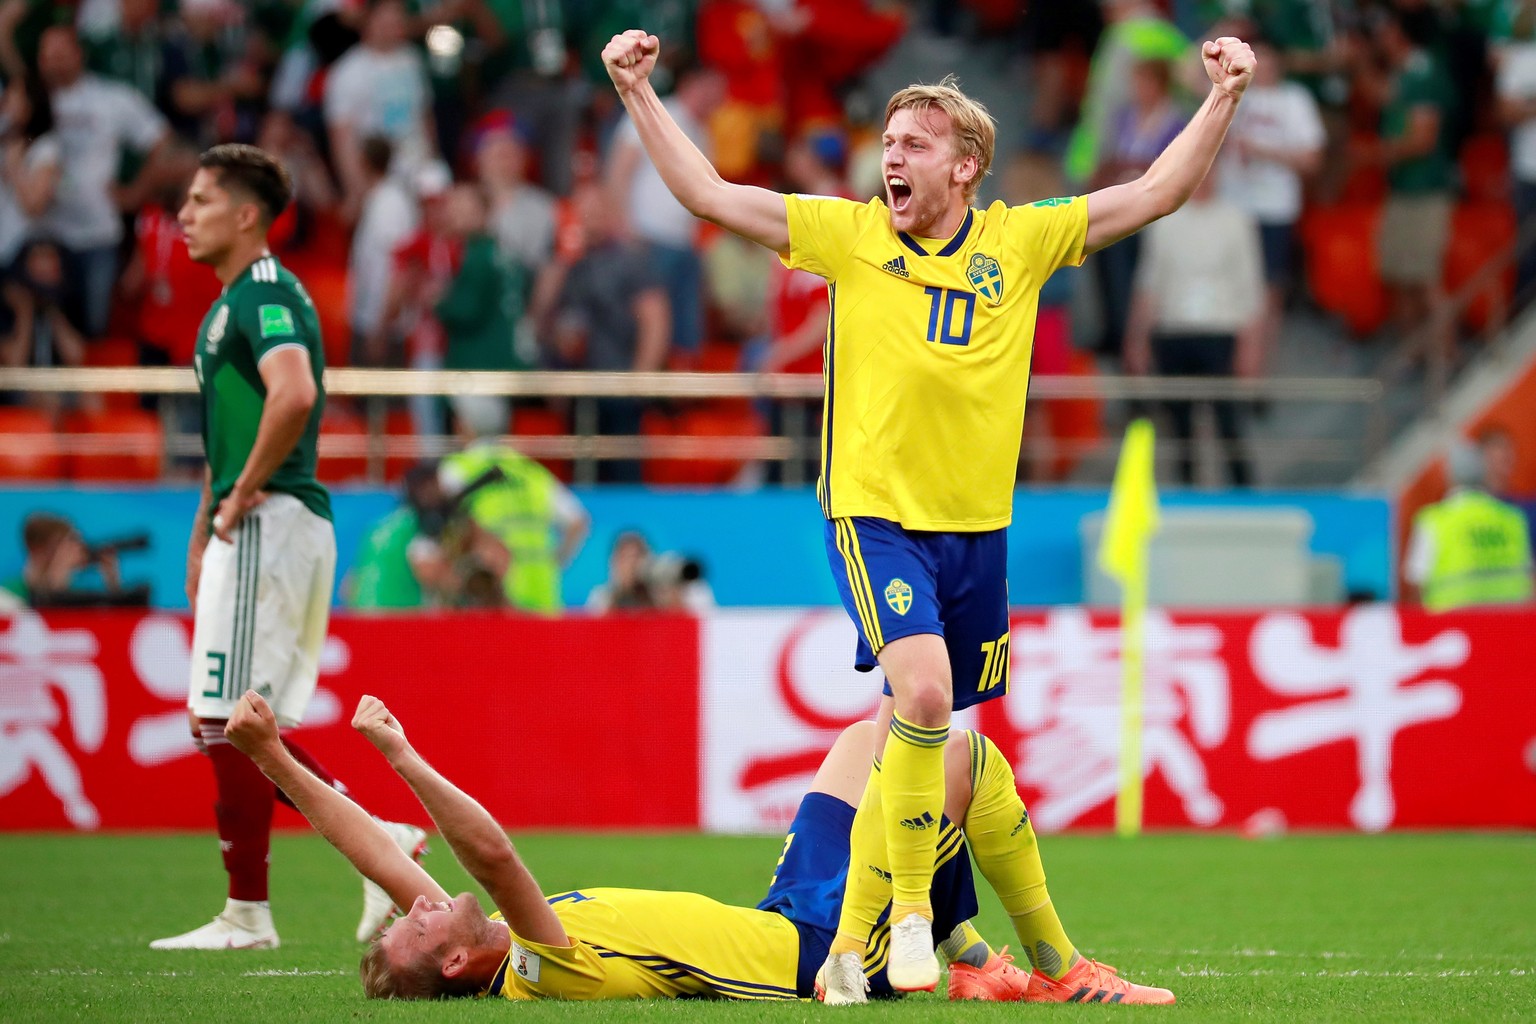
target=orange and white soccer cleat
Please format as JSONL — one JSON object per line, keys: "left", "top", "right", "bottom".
{"left": 946, "top": 946, "right": 1031, "bottom": 1001}
{"left": 1025, "top": 957, "right": 1177, "bottom": 1005}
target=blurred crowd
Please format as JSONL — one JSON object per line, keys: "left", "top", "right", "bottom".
{"left": 1, "top": 0, "right": 1533, "bottom": 488}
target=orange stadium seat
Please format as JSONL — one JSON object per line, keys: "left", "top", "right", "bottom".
{"left": 82, "top": 337, "right": 144, "bottom": 410}
{"left": 1459, "top": 134, "right": 1510, "bottom": 204}
{"left": 317, "top": 406, "right": 369, "bottom": 483}
{"left": 645, "top": 403, "right": 765, "bottom": 486}
{"left": 1300, "top": 202, "right": 1389, "bottom": 337}
{"left": 62, "top": 408, "right": 163, "bottom": 481}
{"left": 383, "top": 407, "right": 420, "bottom": 483}
{"left": 512, "top": 403, "right": 573, "bottom": 482}
{"left": 0, "top": 407, "right": 64, "bottom": 479}
{"left": 1045, "top": 350, "right": 1104, "bottom": 481}
{"left": 1444, "top": 200, "right": 1516, "bottom": 334}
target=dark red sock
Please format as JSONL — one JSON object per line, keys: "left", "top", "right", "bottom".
{"left": 205, "top": 730, "right": 275, "bottom": 902}
{"left": 277, "top": 736, "right": 357, "bottom": 813}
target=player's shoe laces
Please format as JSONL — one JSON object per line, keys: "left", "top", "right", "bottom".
{"left": 814, "top": 951, "right": 870, "bottom": 1005}
{"left": 946, "top": 946, "right": 1031, "bottom": 1001}
{"left": 886, "top": 912, "right": 941, "bottom": 992}
{"left": 1025, "top": 957, "right": 1177, "bottom": 1005}
{"left": 150, "top": 910, "right": 279, "bottom": 951}
{"left": 357, "top": 820, "right": 429, "bottom": 942}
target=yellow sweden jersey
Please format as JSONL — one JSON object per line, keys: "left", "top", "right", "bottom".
{"left": 488, "top": 889, "right": 803, "bottom": 1001}
{"left": 782, "top": 194, "right": 1088, "bottom": 530}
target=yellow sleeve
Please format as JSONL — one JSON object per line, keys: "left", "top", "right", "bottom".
{"left": 780, "top": 195, "right": 876, "bottom": 280}
{"left": 1006, "top": 196, "right": 1089, "bottom": 280}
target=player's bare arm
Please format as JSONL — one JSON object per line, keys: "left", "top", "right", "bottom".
{"left": 187, "top": 466, "right": 212, "bottom": 611}
{"left": 602, "top": 30, "right": 790, "bottom": 253}
{"left": 211, "top": 346, "right": 316, "bottom": 542}
{"left": 353, "top": 695, "right": 570, "bottom": 948}
{"left": 1084, "top": 37, "right": 1255, "bottom": 254}
{"left": 224, "top": 691, "right": 450, "bottom": 912}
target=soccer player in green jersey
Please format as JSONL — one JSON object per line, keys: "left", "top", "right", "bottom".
{"left": 152, "top": 145, "right": 423, "bottom": 951}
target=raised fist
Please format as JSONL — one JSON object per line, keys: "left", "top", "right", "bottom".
{"left": 1202, "top": 36, "right": 1256, "bottom": 100}
{"left": 602, "top": 30, "right": 660, "bottom": 95}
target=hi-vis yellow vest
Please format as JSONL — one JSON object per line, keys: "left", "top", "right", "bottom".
{"left": 1416, "top": 491, "right": 1534, "bottom": 612}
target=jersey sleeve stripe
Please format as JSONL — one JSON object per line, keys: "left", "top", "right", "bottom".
{"left": 256, "top": 341, "right": 310, "bottom": 365}
{"left": 818, "top": 285, "right": 836, "bottom": 517}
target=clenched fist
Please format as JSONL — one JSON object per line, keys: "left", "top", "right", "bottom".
{"left": 1202, "top": 36, "right": 1256, "bottom": 100}
{"left": 225, "top": 690, "right": 280, "bottom": 757}
{"left": 352, "top": 694, "right": 411, "bottom": 761}
{"left": 602, "top": 29, "right": 660, "bottom": 95}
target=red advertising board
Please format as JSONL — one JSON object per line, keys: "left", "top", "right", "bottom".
{"left": 0, "top": 611, "right": 700, "bottom": 830}
{"left": 2, "top": 606, "right": 1533, "bottom": 834}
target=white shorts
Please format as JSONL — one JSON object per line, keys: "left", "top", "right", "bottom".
{"left": 188, "top": 493, "right": 337, "bottom": 727}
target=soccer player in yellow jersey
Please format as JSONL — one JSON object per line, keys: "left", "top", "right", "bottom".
{"left": 602, "top": 27, "right": 1255, "bottom": 1003}
{"left": 223, "top": 689, "right": 1174, "bottom": 1005}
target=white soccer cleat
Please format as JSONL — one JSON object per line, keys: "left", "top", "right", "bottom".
{"left": 150, "top": 912, "right": 279, "bottom": 951}
{"left": 886, "top": 912, "right": 941, "bottom": 992}
{"left": 815, "top": 950, "right": 870, "bottom": 1005}
{"left": 356, "top": 820, "right": 429, "bottom": 942}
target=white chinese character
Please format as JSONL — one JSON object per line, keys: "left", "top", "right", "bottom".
{"left": 0, "top": 613, "right": 106, "bottom": 829}
{"left": 126, "top": 615, "right": 347, "bottom": 767}
{"left": 1006, "top": 607, "right": 1230, "bottom": 830}
{"left": 1247, "top": 605, "right": 1465, "bottom": 832}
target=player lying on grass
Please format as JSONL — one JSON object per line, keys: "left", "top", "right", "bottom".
{"left": 223, "top": 689, "right": 1172, "bottom": 1003}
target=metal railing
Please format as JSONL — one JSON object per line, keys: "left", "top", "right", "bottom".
{"left": 0, "top": 366, "right": 1385, "bottom": 485}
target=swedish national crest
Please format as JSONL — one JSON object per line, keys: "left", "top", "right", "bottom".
{"left": 885, "top": 577, "right": 913, "bottom": 616}
{"left": 968, "top": 252, "right": 1003, "bottom": 305}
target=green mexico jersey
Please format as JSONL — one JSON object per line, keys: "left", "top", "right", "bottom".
{"left": 194, "top": 254, "right": 331, "bottom": 522}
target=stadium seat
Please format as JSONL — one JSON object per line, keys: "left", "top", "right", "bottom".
{"left": 1046, "top": 350, "right": 1104, "bottom": 481}
{"left": 1444, "top": 200, "right": 1516, "bottom": 335}
{"left": 644, "top": 403, "right": 765, "bottom": 486}
{"left": 1300, "top": 202, "right": 1389, "bottom": 337}
{"left": 383, "top": 407, "right": 420, "bottom": 483}
{"left": 82, "top": 337, "right": 144, "bottom": 410}
{"left": 1459, "top": 134, "right": 1510, "bottom": 204}
{"left": 62, "top": 408, "right": 164, "bottom": 481}
{"left": 0, "top": 407, "right": 64, "bottom": 479}
{"left": 317, "top": 406, "right": 369, "bottom": 483}
{"left": 511, "top": 403, "right": 573, "bottom": 482}
{"left": 83, "top": 336, "right": 140, "bottom": 368}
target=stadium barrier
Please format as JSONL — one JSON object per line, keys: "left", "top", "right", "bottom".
{"left": 3, "top": 605, "right": 1531, "bottom": 834}
{"left": 0, "top": 366, "right": 1384, "bottom": 485}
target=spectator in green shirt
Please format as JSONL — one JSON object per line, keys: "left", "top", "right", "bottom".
{"left": 437, "top": 181, "right": 529, "bottom": 372}
{"left": 1368, "top": 7, "right": 1457, "bottom": 350}
{"left": 343, "top": 465, "right": 439, "bottom": 611}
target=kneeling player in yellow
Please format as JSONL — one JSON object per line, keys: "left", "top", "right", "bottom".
{"left": 223, "top": 690, "right": 1171, "bottom": 1003}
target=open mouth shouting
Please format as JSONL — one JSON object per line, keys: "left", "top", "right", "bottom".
{"left": 888, "top": 175, "right": 912, "bottom": 214}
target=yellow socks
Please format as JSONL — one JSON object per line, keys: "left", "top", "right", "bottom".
{"left": 831, "top": 758, "right": 887, "bottom": 956}
{"left": 963, "top": 730, "right": 1079, "bottom": 979}
{"left": 882, "top": 714, "right": 948, "bottom": 911}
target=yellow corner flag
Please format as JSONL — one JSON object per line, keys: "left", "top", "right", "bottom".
{"left": 1097, "top": 418, "right": 1159, "bottom": 838}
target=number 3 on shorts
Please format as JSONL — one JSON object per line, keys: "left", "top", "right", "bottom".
{"left": 203, "top": 650, "right": 227, "bottom": 699}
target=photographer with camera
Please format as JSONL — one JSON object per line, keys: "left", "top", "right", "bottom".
{"left": 3, "top": 512, "right": 150, "bottom": 608}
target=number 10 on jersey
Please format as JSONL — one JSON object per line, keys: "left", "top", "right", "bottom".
{"left": 923, "top": 286, "right": 975, "bottom": 347}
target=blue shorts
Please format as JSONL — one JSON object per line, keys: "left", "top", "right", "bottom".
{"left": 758, "top": 792, "right": 979, "bottom": 998}
{"left": 824, "top": 516, "right": 1011, "bottom": 710}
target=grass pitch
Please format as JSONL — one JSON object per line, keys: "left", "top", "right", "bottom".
{"left": 0, "top": 830, "right": 1531, "bottom": 1023}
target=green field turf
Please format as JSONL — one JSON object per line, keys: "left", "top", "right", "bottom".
{"left": 0, "top": 830, "right": 1531, "bottom": 1023}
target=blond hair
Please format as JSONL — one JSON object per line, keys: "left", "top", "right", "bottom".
{"left": 884, "top": 76, "right": 996, "bottom": 203}
{"left": 359, "top": 938, "right": 451, "bottom": 1000}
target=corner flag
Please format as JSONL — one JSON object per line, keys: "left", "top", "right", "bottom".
{"left": 1097, "top": 418, "right": 1159, "bottom": 837}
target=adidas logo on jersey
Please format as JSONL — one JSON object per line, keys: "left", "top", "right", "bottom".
{"left": 881, "top": 254, "right": 909, "bottom": 278}
{"left": 898, "top": 811, "right": 936, "bottom": 831}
